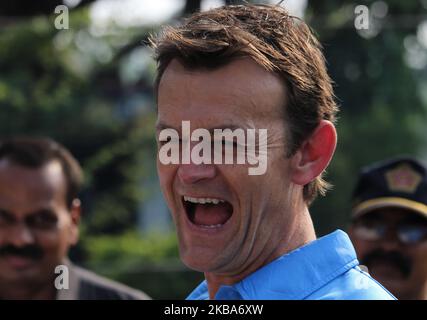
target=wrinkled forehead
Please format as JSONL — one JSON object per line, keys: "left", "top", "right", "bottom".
{"left": 0, "top": 158, "right": 67, "bottom": 212}
{"left": 157, "top": 58, "right": 288, "bottom": 122}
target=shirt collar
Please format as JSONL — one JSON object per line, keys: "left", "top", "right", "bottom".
{"left": 187, "top": 230, "right": 359, "bottom": 300}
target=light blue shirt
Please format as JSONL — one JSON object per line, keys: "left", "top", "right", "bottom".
{"left": 187, "top": 230, "right": 396, "bottom": 300}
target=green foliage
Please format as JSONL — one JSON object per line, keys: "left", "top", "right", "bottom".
{"left": 307, "top": 0, "right": 427, "bottom": 234}
{"left": 78, "top": 231, "right": 203, "bottom": 299}
{"left": 81, "top": 231, "right": 180, "bottom": 272}
{"left": 0, "top": 8, "right": 158, "bottom": 235}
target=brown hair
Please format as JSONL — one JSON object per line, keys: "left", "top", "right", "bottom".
{"left": 150, "top": 4, "right": 338, "bottom": 204}
{"left": 0, "top": 136, "right": 83, "bottom": 208}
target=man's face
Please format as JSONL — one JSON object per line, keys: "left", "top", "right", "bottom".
{"left": 157, "top": 58, "right": 302, "bottom": 276}
{"left": 0, "top": 159, "right": 79, "bottom": 292}
{"left": 350, "top": 207, "right": 427, "bottom": 299}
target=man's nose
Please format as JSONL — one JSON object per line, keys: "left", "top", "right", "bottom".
{"left": 177, "top": 162, "right": 216, "bottom": 185}
{"left": 380, "top": 228, "right": 402, "bottom": 250}
{"left": 7, "top": 223, "right": 36, "bottom": 247}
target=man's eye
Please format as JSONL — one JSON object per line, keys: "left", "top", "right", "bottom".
{"left": 215, "top": 139, "right": 237, "bottom": 147}
{"left": 0, "top": 210, "right": 14, "bottom": 226}
{"left": 223, "top": 140, "right": 240, "bottom": 152}
{"left": 399, "top": 225, "right": 427, "bottom": 244}
{"left": 222, "top": 139, "right": 232, "bottom": 146}
{"left": 27, "top": 213, "right": 58, "bottom": 230}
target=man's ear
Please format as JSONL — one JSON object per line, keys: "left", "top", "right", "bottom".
{"left": 290, "top": 120, "right": 337, "bottom": 186}
{"left": 69, "top": 198, "right": 81, "bottom": 245}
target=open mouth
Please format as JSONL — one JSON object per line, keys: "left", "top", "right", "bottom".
{"left": 182, "top": 196, "right": 233, "bottom": 229}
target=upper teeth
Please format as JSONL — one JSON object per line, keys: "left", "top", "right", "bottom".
{"left": 183, "top": 196, "right": 225, "bottom": 205}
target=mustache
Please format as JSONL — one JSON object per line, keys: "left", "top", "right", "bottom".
{"left": 0, "top": 245, "right": 44, "bottom": 260}
{"left": 361, "top": 249, "right": 412, "bottom": 277}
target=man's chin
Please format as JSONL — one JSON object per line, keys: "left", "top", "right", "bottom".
{"left": 181, "top": 254, "right": 211, "bottom": 272}
{"left": 180, "top": 249, "right": 225, "bottom": 273}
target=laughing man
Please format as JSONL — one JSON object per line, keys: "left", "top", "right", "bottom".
{"left": 151, "top": 4, "right": 395, "bottom": 300}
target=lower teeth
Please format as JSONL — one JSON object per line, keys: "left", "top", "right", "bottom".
{"left": 200, "top": 224, "right": 223, "bottom": 228}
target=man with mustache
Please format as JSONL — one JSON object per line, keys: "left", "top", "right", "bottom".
{"left": 0, "top": 137, "right": 150, "bottom": 300}
{"left": 349, "top": 157, "right": 427, "bottom": 299}
{"left": 151, "top": 4, "right": 395, "bottom": 299}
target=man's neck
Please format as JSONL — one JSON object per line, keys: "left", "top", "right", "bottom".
{"left": 205, "top": 207, "right": 316, "bottom": 299}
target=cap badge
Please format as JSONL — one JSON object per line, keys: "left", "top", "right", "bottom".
{"left": 385, "top": 163, "right": 422, "bottom": 193}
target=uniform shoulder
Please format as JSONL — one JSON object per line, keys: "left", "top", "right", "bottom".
{"left": 72, "top": 265, "right": 151, "bottom": 300}
{"left": 308, "top": 267, "right": 396, "bottom": 300}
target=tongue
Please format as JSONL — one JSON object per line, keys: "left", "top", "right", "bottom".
{"left": 193, "top": 202, "right": 232, "bottom": 226}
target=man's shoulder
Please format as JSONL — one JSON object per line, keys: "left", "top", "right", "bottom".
{"left": 71, "top": 264, "right": 151, "bottom": 300}
{"left": 308, "top": 266, "right": 396, "bottom": 300}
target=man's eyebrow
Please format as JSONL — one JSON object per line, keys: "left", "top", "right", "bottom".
{"left": 0, "top": 207, "right": 58, "bottom": 221}
{"left": 156, "top": 122, "right": 178, "bottom": 132}
{"left": 0, "top": 208, "right": 14, "bottom": 219}
{"left": 28, "top": 208, "right": 57, "bottom": 216}
{"left": 402, "top": 214, "right": 427, "bottom": 224}
{"left": 209, "top": 125, "right": 245, "bottom": 132}
{"left": 156, "top": 123, "right": 245, "bottom": 132}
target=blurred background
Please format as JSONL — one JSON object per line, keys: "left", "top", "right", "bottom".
{"left": 1, "top": 0, "right": 427, "bottom": 299}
